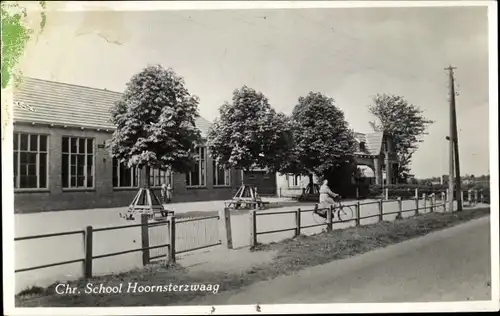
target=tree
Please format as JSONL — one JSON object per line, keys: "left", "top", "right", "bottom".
{"left": 368, "top": 94, "right": 433, "bottom": 182}
{"left": 207, "top": 86, "right": 292, "bottom": 198}
{"left": 1, "top": 1, "right": 46, "bottom": 89}
{"left": 283, "top": 92, "right": 357, "bottom": 194}
{"left": 107, "top": 65, "right": 202, "bottom": 216}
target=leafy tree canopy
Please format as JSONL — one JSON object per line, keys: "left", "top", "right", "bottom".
{"left": 107, "top": 64, "right": 202, "bottom": 173}
{"left": 368, "top": 93, "right": 433, "bottom": 181}
{"left": 283, "top": 91, "right": 357, "bottom": 178}
{"left": 207, "top": 85, "right": 293, "bottom": 172}
{"left": 1, "top": 1, "right": 46, "bottom": 89}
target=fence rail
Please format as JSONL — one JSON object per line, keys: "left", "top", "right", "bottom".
{"left": 250, "top": 189, "right": 481, "bottom": 247}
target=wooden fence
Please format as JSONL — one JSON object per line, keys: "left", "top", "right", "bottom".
{"left": 15, "top": 208, "right": 233, "bottom": 278}
{"left": 250, "top": 189, "right": 483, "bottom": 247}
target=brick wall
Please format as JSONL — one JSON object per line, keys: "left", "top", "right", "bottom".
{"left": 13, "top": 124, "right": 238, "bottom": 213}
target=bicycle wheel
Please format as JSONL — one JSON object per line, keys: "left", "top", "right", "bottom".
{"left": 338, "top": 205, "right": 354, "bottom": 221}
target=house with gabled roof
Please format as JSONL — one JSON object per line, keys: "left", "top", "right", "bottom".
{"left": 12, "top": 77, "right": 241, "bottom": 213}
{"left": 276, "top": 130, "right": 398, "bottom": 198}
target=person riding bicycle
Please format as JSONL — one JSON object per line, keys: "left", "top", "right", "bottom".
{"left": 319, "top": 180, "right": 340, "bottom": 204}
{"left": 315, "top": 180, "right": 340, "bottom": 219}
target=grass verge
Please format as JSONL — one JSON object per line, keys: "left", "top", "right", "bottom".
{"left": 16, "top": 207, "right": 490, "bottom": 307}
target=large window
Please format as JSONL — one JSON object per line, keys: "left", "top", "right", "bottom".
{"left": 149, "top": 167, "right": 173, "bottom": 187}
{"left": 186, "top": 147, "right": 206, "bottom": 187}
{"left": 112, "top": 159, "right": 139, "bottom": 188}
{"left": 13, "top": 133, "right": 48, "bottom": 189}
{"left": 213, "top": 161, "right": 231, "bottom": 186}
{"left": 62, "top": 137, "right": 94, "bottom": 189}
{"left": 112, "top": 159, "right": 173, "bottom": 188}
{"left": 287, "top": 174, "right": 301, "bottom": 188}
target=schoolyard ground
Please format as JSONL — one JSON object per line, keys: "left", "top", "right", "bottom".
{"left": 14, "top": 196, "right": 465, "bottom": 294}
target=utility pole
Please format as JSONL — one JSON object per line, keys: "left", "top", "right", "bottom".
{"left": 445, "top": 65, "right": 462, "bottom": 212}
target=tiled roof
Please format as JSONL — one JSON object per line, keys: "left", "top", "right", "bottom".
{"left": 13, "top": 77, "right": 211, "bottom": 137}
{"left": 354, "top": 131, "right": 384, "bottom": 156}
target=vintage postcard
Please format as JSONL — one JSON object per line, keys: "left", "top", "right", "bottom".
{"left": 2, "top": 1, "right": 498, "bottom": 314}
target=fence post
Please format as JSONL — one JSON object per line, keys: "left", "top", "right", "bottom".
{"left": 460, "top": 190, "right": 464, "bottom": 207}
{"left": 474, "top": 190, "right": 478, "bottom": 205}
{"left": 468, "top": 190, "right": 472, "bottom": 206}
{"left": 396, "top": 197, "right": 403, "bottom": 220}
{"left": 378, "top": 199, "right": 384, "bottom": 222}
{"left": 84, "top": 226, "right": 93, "bottom": 279}
{"left": 356, "top": 187, "right": 359, "bottom": 200}
{"left": 250, "top": 210, "right": 257, "bottom": 247}
{"left": 168, "top": 216, "right": 176, "bottom": 263}
{"left": 414, "top": 196, "right": 419, "bottom": 216}
{"left": 220, "top": 208, "right": 233, "bottom": 249}
{"left": 415, "top": 188, "right": 419, "bottom": 199}
{"left": 355, "top": 201, "right": 361, "bottom": 226}
{"left": 422, "top": 193, "right": 427, "bottom": 212}
{"left": 430, "top": 194, "right": 434, "bottom": 212}
{"left": 385, "top": 188, "right": 389, "bottom": 200}
{"left": 141, "top": 214, "right": 150, "bottom": 266}
{"left": 326, "top": 205, "right": 333, "bottom": 232}
{"left": 295, "top": 208, "right": 301, "bottom": 237}
{"left": 480, "top": 190, "right": 484, "bottom": 204}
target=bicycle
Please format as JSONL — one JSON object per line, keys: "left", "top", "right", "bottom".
{"left": 312, "top": 196, "right": 355, "bottom": 222}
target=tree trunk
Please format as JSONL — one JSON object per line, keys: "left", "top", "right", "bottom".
{"left": 141, "top": 166, "right": 150, "bottom": 188}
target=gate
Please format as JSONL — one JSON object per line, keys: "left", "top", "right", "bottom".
{"left": 148, "top": 215, "right": 222, "bottom": 261}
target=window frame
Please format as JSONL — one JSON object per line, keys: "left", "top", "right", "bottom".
{"left": 149, "top": 166, "right": 174, "bottom": 188}
{"left": 13, "top": 132, "right": 50, "bottom": 191}
{"left": 61, "top": 136, "right": 95, "bottom": 190}
{"left": 213, "top": 161, "right": 231, "bottom": 187}
{"left": 186, "top": 146, "right": 207, "bottom": 188}
{"left": 287, "top": 174, "right": 302, "bottom": 188}
{"left": 112, "top": 158, "right": 140, "bottom": 189}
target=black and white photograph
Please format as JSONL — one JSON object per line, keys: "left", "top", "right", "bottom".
{"left": 2, "top": 1, "right": 498, "bottom": 314}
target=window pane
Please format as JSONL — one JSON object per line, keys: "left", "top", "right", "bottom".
{"left": 87, "top": 139, "right": 93, "bottom": 154}
{"left": 27, "top": 175, "right": 37, "bottom": 188}
{"left": 70, "top": 138, "right": 77, "bottom": 153}
{"left": 200, "top": 147, "right": 205, "bottom": 159}
{"left": 28, "top": 164, "right": 36, "bottom": 176}
{"left": 79, "top": 139, "right": 86, "bottom": 153}
{"left": 77, "top": 165, "right": 84, "bottom": 177}
{"left": 112, "top": 159, "right": 118, "bottom": 187}
{"left": 62, "top": 154, "right": 69, "bottom": 188}
{"left": 20, "top": 175, "right": 28, "bottom": 188}
{"left": 120, "top": 164, "right": 131, "bottom": 187}
{"left": 13, "top": 152, "right": 18, "bottom": 176}
{"left": 71, "top": 176, "right": 77, "bottom": 187}
{"left": 13, "top": 133, "right": 19, "bottom": 150}
{"left": 30, "top": 135, "right": 38, "bottom": 151}
{"left": 87, "top": 174, "right": 93, "bottom": 188}
{"left": 20, "top": 134, "right": 28, "bottom": 151}
{"left": 71, "top": 155, "right": 76, "bottom": 165}
{"left": 191, "top": 165, "right": 200, "bottom": 186}
{"left": 201, "top": 161, "right": 206, "bottom": 186}
{"left": 87, "top": 155, "right": 93, "bottom": 166}
{"left": 77, "top": 176, "right": 85, "bottom": 187}
{"left": 39, "top": 153, "right": 47, "bottom": 188}
{"left": 71, "top": 165, "right": 76, "bottom": 176}
{"left": 185, "top": 173, "right": 190, "bottom": 186}
{"left": 77, "top": 154, "right": 85, "bottom": 166}
{"left": 39, "top": 135, "right": 47, "bottom": 152}
{"left": 20, "top": 152, "right": 27, "bottom": 164}
{"left": 133, "top": 168, "right": 139, "bottom": 187}
{"left": 62, "top": 137, "right": 69, "bottom": 153}
{"left": 217, "top": 168, "right": 225, "bottom": 186}
{"left": 28, "top": 152, "right": 37, "bottom": 164}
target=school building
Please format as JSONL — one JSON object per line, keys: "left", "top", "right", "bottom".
{"left": 13, "top": 78, "right": 278, "bottom": 213}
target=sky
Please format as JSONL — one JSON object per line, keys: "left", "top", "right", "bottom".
{"left": 17, "top": 3, "right": 492, "bottom": 178}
